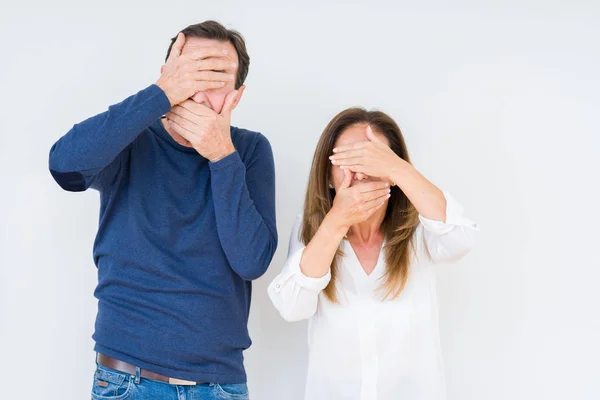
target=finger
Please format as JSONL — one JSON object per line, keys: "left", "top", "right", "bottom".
{"left": 170, "top": 104, "right": 196, "bottom": 118}
{"left": 357, "top": 181, "right": 390, "bottom": 193}
{"left": 168, "top": 32, "right": 185, "bottom": 61}
{"left": 365, "top": 200, "right": 388, "bottom": 217}
{"left": 366, "top": 125, "right": 384, "bottom": 144}
{"left": 178, "top": 100, "right": 216, "bottom": 117}
{"left": 194, "top": 80, "right": 227, "bottom": 92}
{"left": 187, "top": 47, "right": 232, "bottom": 61}
{"left": 166, "top": 110, "right": 197, "bottom": 129}
{"left": 346, "top": 164, "right": 388, "bottom": 180}
{"left": 329, "top": 149, "right": 364, "bottom": 161}
{"left": 332, "top": 141, "right": 367, "bottom": 154}
{"left": 167, "top": 117, "right": 196, "bottom": 141}
{"left": 362, "top": 187, "right": 391, "bottom": 202}
{"left": 364, "top": 193, "right": 390, "bottom": 213}
{"left": 332, "top": 156, "right": 363, "bottom": 167}
{"left": 340, "top": 167, "right": 353, "bottom": 189}
{"left": 343, "top": 164, "right": 367, "bottom": 174}
{"left": 220, "top": 89, "right": 239, "bottom": 116}
{"left": 191, "top": 70, "right": 234, "bottom": 83}
{"left": 195, "top": 57, "right": 237, "bottom": 73}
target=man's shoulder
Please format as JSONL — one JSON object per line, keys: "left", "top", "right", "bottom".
{"left": 230, "top": 125, "right": 268, "bottom": 143}
{"left": 230, "top": 126, "right": 272, "bottom": 157}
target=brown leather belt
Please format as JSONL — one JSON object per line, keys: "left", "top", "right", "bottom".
{"left": 97, "top": 353, "right": 200, "bottom": 386}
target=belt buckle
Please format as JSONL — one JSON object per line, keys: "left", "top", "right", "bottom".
{"left": 168, "top": 377, "right": 197, "bottom": 386}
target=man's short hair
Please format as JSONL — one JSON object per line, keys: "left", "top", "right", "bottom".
{"left": 166, "top": 20, "right": 250, "bottom": 89}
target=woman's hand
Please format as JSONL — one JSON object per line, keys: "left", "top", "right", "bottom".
{"left": 327, "top": 168, "right": 391, "bottom": 232}
{"left": 330, "top": 125, "right": 447, "bottom": 222}
{"left": 329, "top": 125, "right": 405, "bottom": 184}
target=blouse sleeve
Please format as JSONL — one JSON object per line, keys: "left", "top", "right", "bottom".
{"left": 268, "top": 214, "right": 331, "bottom": 322}
{"left": 418, "top": 190, "right": 480, "bottom": 263}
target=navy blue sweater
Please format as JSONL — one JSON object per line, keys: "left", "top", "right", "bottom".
{"left": 48, "top": 84, "right": 277, "bottom": 383}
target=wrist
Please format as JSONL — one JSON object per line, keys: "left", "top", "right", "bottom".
{"left": 209, "top": 144, "right": 236, "bottom": 163}
{"left": 323, "top": 211, "right": 350, "bottom": 238}
{"left": 389, "top": 157, "right": 409, "bottom": 186}
{"left": 155, "top": 80, "right": 175, "bottom": 106}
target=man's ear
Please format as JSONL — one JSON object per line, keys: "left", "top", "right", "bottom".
{"left": 231, "top": 85, "right": 246, "bottom": 111}
{"left": 221, "top": 85, "right": 247, "bottom": 116}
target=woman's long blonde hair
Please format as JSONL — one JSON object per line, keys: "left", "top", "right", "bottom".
{"left": 301, "top": 108, "right": 419, "bottom": 302}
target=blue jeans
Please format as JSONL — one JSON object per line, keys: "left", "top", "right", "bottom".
{"left": 91, "top": 364, "right": 249, "bottom": 400}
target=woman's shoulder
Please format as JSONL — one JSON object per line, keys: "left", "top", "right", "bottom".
{"left": 290, "top": 212, "right": 304, "bottom": 238}
{"left": 285, "top": 212, "right": 306, "bottom": 257}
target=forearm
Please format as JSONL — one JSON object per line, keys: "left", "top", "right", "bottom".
{"left": 300, "top": 213, "right": 347, "bottom": 278}
{"left": 49, "top": 84, "right": 170, "bottom": 178}
{"left": 210, "top": 152, "right": 277, "bottom": 281}
{"left": 390, "top": 159, "right": 447, "bottom": 222}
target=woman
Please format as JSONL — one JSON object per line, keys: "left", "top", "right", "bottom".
{"left": 268, "top": 108, "right": 479, "bottom": 400}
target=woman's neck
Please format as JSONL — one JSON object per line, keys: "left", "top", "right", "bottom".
{"left": 347, "top": 209, "right": 386, "bottom": 245}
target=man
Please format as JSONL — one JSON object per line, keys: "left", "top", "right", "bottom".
{"left": 49, "top": 21, "right": 277, "bottom": 400}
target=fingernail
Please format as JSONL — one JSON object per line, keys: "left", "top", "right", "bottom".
{"left": 331, "top": 160, "right": 337, "bottom": 165}
{"left": 329, "top": 156, "right": 334, "bottom": 160}
{"left": 333, "top": 148, "right": 338, "bottom": 153}
{"left": 387, "top": 194, "right": 391, "bottom": 198}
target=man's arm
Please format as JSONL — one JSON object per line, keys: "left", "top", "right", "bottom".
{"left": 49, "top": 85, "right": 171, "bottom": 191}
{"left": 209, "top": 134, "right": 278, "bottom": 281}
{"left": 49, "top": 33, "right": 232, "bottom": 191}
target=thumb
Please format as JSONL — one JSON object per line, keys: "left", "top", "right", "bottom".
{"left": 340, "top": 167, "right": 352, "bottom": 189}
{"left": 366, "top": 125, "right": 383, "bottom": 144}
{"left": 220, "top": 89, "right": 239, "bottom": 116}
{"left": 168, "top": 32, "right": 185, "bottom": 61}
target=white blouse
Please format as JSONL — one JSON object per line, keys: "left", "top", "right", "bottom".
{"left": 268, "top": 191, "right": 479, "bottom": 400}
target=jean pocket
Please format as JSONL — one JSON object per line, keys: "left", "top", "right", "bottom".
{"left": 215, "top": 383, "right": 249, "bottom": 399}
{"left": 91, "top": 365, "right": 133, "bottom": 400}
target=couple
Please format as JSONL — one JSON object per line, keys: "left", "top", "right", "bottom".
{"left": 49, "top": 21, "right": 479, "bottom": 400}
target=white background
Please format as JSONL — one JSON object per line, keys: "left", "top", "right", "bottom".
{"left": 1, "top": 1, "right": 599, "bottom": 399}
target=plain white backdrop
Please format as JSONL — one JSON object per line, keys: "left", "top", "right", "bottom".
{"left": 1, "top": 1, "right": 599, "bottom": 399}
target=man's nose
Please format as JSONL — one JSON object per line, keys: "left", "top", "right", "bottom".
{"left": 190, "top": 92, "right": 218, "bottom": 112}
{"left": 191, "top": 91, "right": 207, "bottom": 103}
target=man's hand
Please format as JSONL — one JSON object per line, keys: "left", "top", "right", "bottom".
{"left": 165, "top": 89, "right": 243, "bottom": 162}
{"left": 156, "top": 33, "right": 237, "bottom": 106}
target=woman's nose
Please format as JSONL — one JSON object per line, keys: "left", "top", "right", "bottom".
{"left": 354, "top": 172, "right": 368, "bottom": 181}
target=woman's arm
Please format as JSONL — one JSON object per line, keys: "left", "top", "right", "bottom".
{"left": 331, "top": 125, "right": 479, "bottom": 263}
{"left": 49, "top": 85, "right": 171, "bottom": 192}
{"left": 300, "top": 168, "right": 390, "bottom": 278}
{"left": 268, "top": 215, "right": 333, "bottom": 322}
{"left": 298, "top": 213, "right": 347, "bottom": 278}
{"left": 388, "top": 159, "right": 447, "bottom": 222}
{"left": 417, "top": 190, "right": 479, "bottom": 263}
{"left": 269, "top": 171, "right": 390, "bottom": 321}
